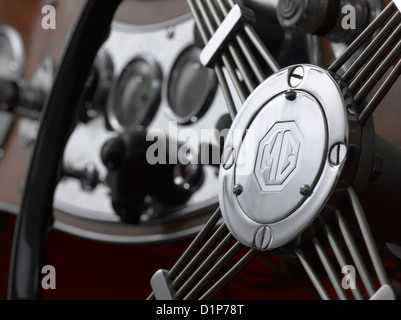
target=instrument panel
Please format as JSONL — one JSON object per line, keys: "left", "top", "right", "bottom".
{"left": 0, "top": 1, "right": 313, "bottom": 245}
{"left": 55, "top": 14, "right": 225, "bottom": 243}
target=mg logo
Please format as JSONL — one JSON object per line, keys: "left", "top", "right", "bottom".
{"left": 255, "top": 122, "right": 303, "bottom": 192}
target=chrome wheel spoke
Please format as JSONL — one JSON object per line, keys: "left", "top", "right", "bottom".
{"left": 181, "top": 241, "right": 242, "bottom": 300}
{"left": 199, "top": 248, "right": 257, "bottom": 300}
{"left": 149, "top": 207, "right": 257, "bottom": 300}
{"left": 149, "top": 0, "right": 399, "bottom": 301}
{"left": 173, "top": 225, "right": 233, "bottom": 296}
{"left": 330, "top": 2, "right": 401, "bottom": 123}
{"left": 329, "top": 2, "right": 397, "bottom": 73}
{"left": 335, "top": 210, "right": 376, "bottom": 297}
{"left": 341, "top": 12, "right": 401, "bottom": 83}
{"left": 188, "top": 0, "right": 279, "bottom": 113}
{"left": 359, "top": 57, "right": 401, "bottom": 125}
{"left": 347, "top": 186, "right": 390, "bottom": 287}
{"left": 351, "top": 37, "right": 401, "bottom": 104}
{"left": 169, "top": 208, "right": 223, "bottom": 279}
{"left": 296, "top": 248, "right": 332, "bottom": 300}
{"left": 296, "top": 187, "right": 393, "bottom": 300}
{"left": 324, "top": 224, "right": 365, "bottom": 300}
{"left": 149, "top": 0, "right": 283, "bottom": 299}
{"left": 312, "top": 236, "right": 349, "bottom": 300}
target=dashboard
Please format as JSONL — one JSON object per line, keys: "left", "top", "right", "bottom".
{"left": 55, "top": 13, "right": 224, "bottom": 243}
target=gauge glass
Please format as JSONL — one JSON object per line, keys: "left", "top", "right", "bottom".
{"left": 167, "top": 46, "right": 217, "bottom": 124}
{"left": 110, "top": 55, "right": 162, "bottom": 129}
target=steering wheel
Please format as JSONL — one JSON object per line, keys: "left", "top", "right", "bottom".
{"left": 8, "top": 0, "right": 401, "bottom": 300}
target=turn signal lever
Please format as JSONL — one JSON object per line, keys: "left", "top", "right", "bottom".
{"left": 101, "top": 127, "right": 203, "bottom": 224}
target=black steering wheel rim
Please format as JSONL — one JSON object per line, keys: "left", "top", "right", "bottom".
{"left": 7, "top": 0, "right": 123, "bottom": 300}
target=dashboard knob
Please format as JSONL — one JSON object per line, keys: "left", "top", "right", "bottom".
{"left": 63, "top": 162, "right": 100, "bottom": 192}
{"left": 277, "top": 0, "right": 370, "bottom": 44}
{"left": 100, "top": 136, "right": 126, "bottom": 171}
{"left": 101, "top": 127, "right": 199, "bottom": 224}
{"left": 0, "top": 77, "right": 46, "bottom": 117}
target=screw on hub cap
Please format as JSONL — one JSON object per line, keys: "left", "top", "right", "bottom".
{"left": 285, "top": 89, "right": 297, "bottom": 101}
{"left": 300, "top": 184, "right": 311, "bottom": 196}
{"left": 219, "top": 65, "right": 349, "bottom": 251}
{"left": 254, "top": 226, "right": 271, "bottom": 250}
{"left": 233, "top": 184, "right": 243, "bottom": 196}
{"left": 289, "top": 66, "right": 304, "bottom": 87}
{"left": 329, "top": 143, "right": 347, "bottom": 166}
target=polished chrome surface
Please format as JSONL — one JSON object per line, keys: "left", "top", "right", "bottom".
{"left": 395, "top": 0, "right": 401, "bottom": 11}
{"left": 370, "top": 285, "right": 396, "bottom": 300}
{"left": 236, "top": 93, "right": 326, "bottom": 223}
{"left": 220, "top": 64, "right": 349, "bottom": 250}
{"left": 0, "top": 25, "right": 25, "bottom": 79}
{"left": 200, "top": 4, "right": 256, "bottom": 67}
{"left": 330, "top": 0, "right": 382, "bottom": 71}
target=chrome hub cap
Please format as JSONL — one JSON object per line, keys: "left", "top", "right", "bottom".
{"left": 220, "top": 65, "right": 350, "bottom": 250}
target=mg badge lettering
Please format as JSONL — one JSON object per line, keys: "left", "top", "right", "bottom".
{"left": 255, "top": 122, "right": 303, "bottom": 192}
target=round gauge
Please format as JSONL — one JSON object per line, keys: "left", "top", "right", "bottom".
{"left": 167, "top": 45, "right": 217, "bottom": 124}
{"left": 108, "top": 55, "right": 162, "bottom": 130}
{"left": 0, "top": 25, "right": 25, "bottom": 79}
{"left": 79, "top": 49, "right": 114, "bottom": 122}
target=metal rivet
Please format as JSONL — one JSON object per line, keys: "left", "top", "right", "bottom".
{"left": 329, "top": 143, "right": 347, "bottom": 166}
{"left": 289, "top": 66, "right": 304, "bottom": 88}
{"left": 254, "top": 226, "right": 271, "bottom": 250}
{"left": 166, "top": 26, "right": 175, "bottom": 39}
{"left": 285, "top": 89, "right": 297, "bottom": 101}
{"left": 300, "top": 184, "right": 311, "bottom": 196}
{"left": 233, "top": 184, "right": 243, "bottom": 196}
